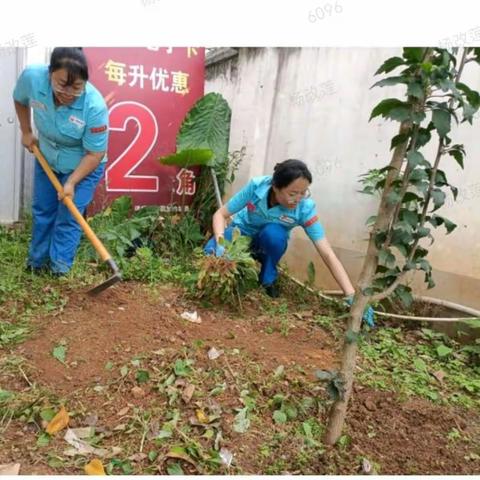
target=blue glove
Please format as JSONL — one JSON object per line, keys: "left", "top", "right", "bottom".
{"left": 215, "top": 243, "right": 225, "bottom": 257}
{"left": 345, "top": 295, "right": 375, "bottom": 328}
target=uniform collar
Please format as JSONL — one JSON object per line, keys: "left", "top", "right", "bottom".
{"left": 254, "top": 177, "right": 272, "bottom": 200}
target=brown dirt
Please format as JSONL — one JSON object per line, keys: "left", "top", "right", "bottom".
{"left": 1, "top": 281, "right": 479, "bottom": 475}
{"left": 13, "top": 282, "right": 336, "bottom": 394}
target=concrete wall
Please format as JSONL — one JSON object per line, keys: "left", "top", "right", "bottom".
{"left": 206, "top": 48, "right": 480, "bottom": 309}
{"left": 0, "top": 48, "right": 25, "bottom": 223}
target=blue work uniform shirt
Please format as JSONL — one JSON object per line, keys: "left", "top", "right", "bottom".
{"left": 13, "top": 64, "right": 109, "bottom": 174}
{"left": 226, "top": 175, "right": 325, "bottom": 242}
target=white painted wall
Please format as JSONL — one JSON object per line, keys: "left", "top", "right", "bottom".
{"left": 206, "top": 48, "right": 480, "bottom": 309}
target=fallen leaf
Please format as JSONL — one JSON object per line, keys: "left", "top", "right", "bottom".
{"left": 207, "top": 347, "right": 223, "bottom": 360}
{"left": 180, "top": 311, "right": 202, "bottom": 323}
{"left": 0, "top": 463, "right": 20, "bottom": 475}
{"left": 84, "top": 458, "right": 106, "bottom": 475}
{"left": 182, "top": 384, "right": 195, "bottom": 403}
{"left": 52, "top": 344, "right": 67, "bottom": 364}
{"left": 195, "top": 409, "right": 209, "bottom": 424}
{"left": 46, "top": 406, "right": 69, "bottom": 435}
{"left": 117, "top": 406, "right": 130, "bottom": 417}
{"left": 70, "top": 427, "right": 94, "bottom": 439}
{"left": 128, "top": 452, "right": 147, "bottom": 462}
{"left": 361, "top": 457, "right": 375, "bottom": 475}
{"left": 131, "top": 386, "right": 145, "bottom": 398}
{"left": 84, "top": 414, "right": 98, "bottom": 427}
{"left": 64, "top": 429, "right": 108, "bottom": 457}
{"left": 220, "top": 447, "right": 233, "bottom": 467}
{"left": 433, "top": 370, "right": 446, "bottom": 383}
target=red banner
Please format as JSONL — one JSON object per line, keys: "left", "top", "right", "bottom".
{"left": 83, "top": 47, "right": 205, "bottom": 211}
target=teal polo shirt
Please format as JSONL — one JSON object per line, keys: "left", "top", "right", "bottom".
{"left": 226, "top": 175, "right": 325, "bottom": 242}
{"left": 13, "top": 64, "right": 109, "bottom": 174}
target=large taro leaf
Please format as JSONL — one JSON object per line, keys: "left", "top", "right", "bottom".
{"left": 158, "top": 148, "right": 214, "bottom": 167}
{"left": 176, "top": 92, "right": 231, "bottom": 166}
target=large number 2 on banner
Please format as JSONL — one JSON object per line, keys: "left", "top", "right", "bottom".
{"left": 106, "top": 101, "right": 159, "bottom": 192}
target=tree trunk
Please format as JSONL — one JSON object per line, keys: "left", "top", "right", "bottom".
{"left": 324, "top": 120, "right": 412, "bottom": 445}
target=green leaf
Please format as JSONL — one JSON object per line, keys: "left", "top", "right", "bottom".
{"left": 402, "top": 209, "right": 418, "bottom": 226}
{"left": 40, "top": 408, "right": 56, "bottom": 422}
{"left": 302, "top": 421, "right": 313, "bottom": 438}
{"left": 0, "top": 389, "right": 14, "bottom": 403}
{"left": 36, "top": 432, "right": 51, "bottom": 447}
{"left": 407, "top": 81, "right": 424, "bottom": 99}
{"left": 233, "top": 407, "right": 250, "bottom": 433}
{"left": 148, "top": 450, "right": 159, "bottom": 462}
{"left": 47, "top": 456, "right": 64, "bottom": 468}
{"left": 394, "top": 284, "right": 413, "bottom": 308}
{"left": 375, "top": 56, "right": 405, "bottom": 75}
{"left": 406, "top": 151, "right": 428, "bottom": 169}
{"left": 378, "top": 248, "right": 396, "bottom": 268}
{"left": 167, "top": 463, "right": 184, "bottom": 475}
{"left": 403, "top": 47, "right": 425, "bottom": 63}
{"left": 273, "top": 410, "right": 287, "bottom": 424}
{"left": 448, "top": 149, "right": 464, "bottom": 168}
{"left": 443, "top": 217, "right": 457, "bottom": 234}
{"left": 365, "top": 215, "right": 377, "bottom": 226}
{"left": 415, "top": 226, "right": 431, "bottom": 238}
{"left": 417, "top": 127, "right": 432, "bottom": 147}
{"left": 371, "top": 76, "right": 409, "bottom": 88}
{"left": 431, "top": 189, "right": 446, "bottom": 211}
{"left": 136, "top": 370, "right": 150, "bottom": 384}
{"left": 432, "top": 108, "right": 451, "bottom": 138}
{"left": 413, "top": 357, "right": 427, "bottom": 372}
{"left": 52, "top": 344, "right": 67, "bottom": 364}
{"left": 386, "top": 190, "right": 402, "bottom": 205}
{"left": 104, "top": 361, "right": 114, "bottom": 371}
{"left": 284, "top": 404, "right": 298, "bottom": 420}
{"left": 174, "top": 359, "right": 193, "bottom": 377}
{"left": 158, "top": 148, "right": 214, "bottom": 168}
{"left": 307, "top": 261, "right": 316, "bottom": 286}
{"left": 120, "top": 365, "right": 129, "bottom": 377}
{"left": 390, "top": 132, "right": 410, "bottom": 150}
{"left": 370, "top": 98, "right": 406, "bottom": 121}
{"left": 388, "top": 106, "right": 412, "bottom": 122}
{"left": 176, "top": 92, "right": 232, "bottom": 167}
{"left": 402, "top": 192, "right": 422, "bottom": 203}
{"left": 436, "top": 344, "right": 453, "bottom": 357}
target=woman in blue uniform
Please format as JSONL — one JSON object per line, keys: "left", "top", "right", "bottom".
{"left": 205, "top": 159, "right": 374, "bottom": 325}
{"left": 13, "top": 47, "right": 109, "bottom": 276}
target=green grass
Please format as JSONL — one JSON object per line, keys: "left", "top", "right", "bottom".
{"left": 358, "top": 327, "right": 480, "bottom": 408}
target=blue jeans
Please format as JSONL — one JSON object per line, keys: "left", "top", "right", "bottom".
{"left": 204, "top": 223, "right": 289, "bottom": 286}
{"left": 28, "top": 160, "right": 105, "bottom": 274}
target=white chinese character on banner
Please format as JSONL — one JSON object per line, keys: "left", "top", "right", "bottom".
{"left": 187, "top": 47, "right": 198, "bottom": 58}
{"left": 176, "top": 168, "right": 196, "bottom": 195}
{"left": 105, "top": 60, "right": 127, "bottom": 86}
{"left": 129, "top": 65, "right": 149, "bottom": 89}
{"left": 171, "top": 71, "right": 190, "bottom": 95}
{"left": 150, "top": 67, "right": 170, "bottom": 91}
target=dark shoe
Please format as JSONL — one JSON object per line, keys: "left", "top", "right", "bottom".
{"left": 49, "top": 270, "right": 68, "bottom": 278}
{"left": 25, "top": 264, "right": 48, "bottom": 275}
{"left": 264, "top": 283, "right": 280, "bottom": 298}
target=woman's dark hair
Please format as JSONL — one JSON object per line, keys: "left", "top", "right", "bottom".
{"left": 272, "top": 159, "right": 312, "bottom": 189}
{"left": 49, "top": 47, "right": 88, "bottom": 85}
